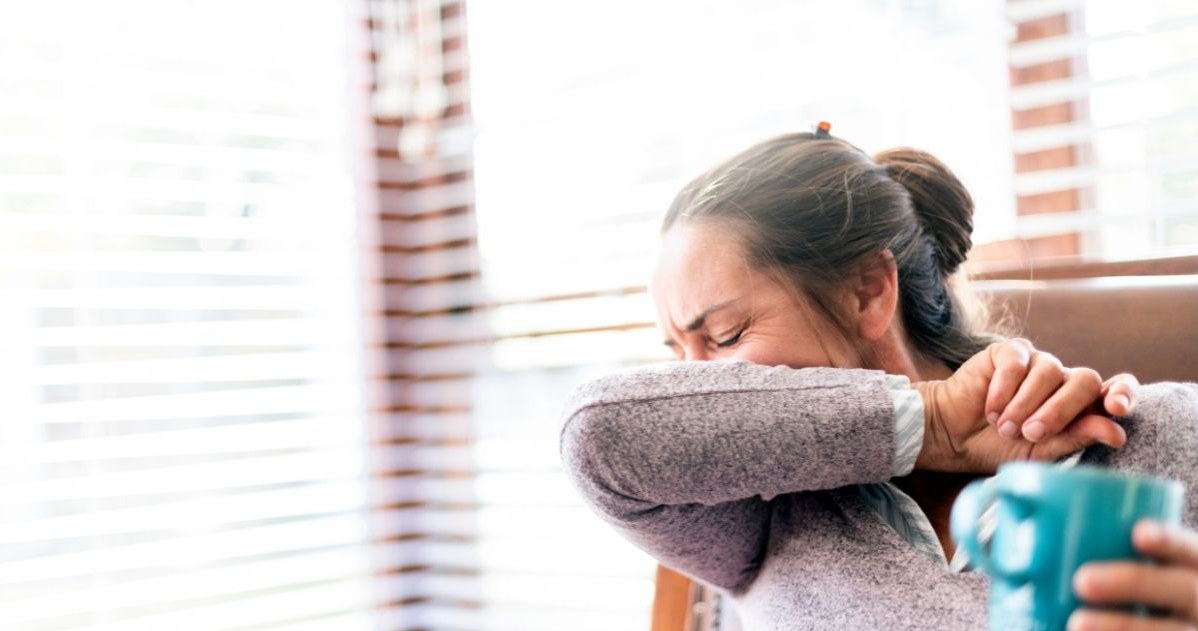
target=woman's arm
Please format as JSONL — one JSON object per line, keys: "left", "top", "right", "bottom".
{"left": 561, "top": 360, "right": 900, "bottom": 592}
{"left": 560, "top": 343, "right": 1137, "bottom": 592}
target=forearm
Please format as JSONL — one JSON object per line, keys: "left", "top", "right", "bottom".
{"left": 560, "top": 360, "right": 901, "bottom": 516}
{"left": 559, "top": 360, "right": 924, "bottom": 592}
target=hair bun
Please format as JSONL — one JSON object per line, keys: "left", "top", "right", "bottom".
{"left": 874, "top": 148, "right": 973, "bottom": 274}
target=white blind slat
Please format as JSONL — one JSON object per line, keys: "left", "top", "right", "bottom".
{"left": 25, "top": 351, "right": 355, "bottom": 385}
{"left": 1010, "top": 105, "right": 1198, "bottom": 153}
{"left": 0, "top": 252, "right": 351, "bottom": 276}
{"left": 1009, "top": 60, "right": 1198, "bottom": 111}
{"left": 380, "top": 573, "right": 653, "bottom": 619}
{"left": 0, "top": 213, "right": 347, "bottom": 242}
{"left": 12, "top": 384, "right": 354, "bottom": 425}
{"left": 9, "top": 286, "right": 329, "bottom": 310}
{"left": 1, "top": 449, "right": 367, "bottom": 506}
{"left": 0, "top": 515, "right": 369, "bottom": 587}
{"left": 20, "top": 319, "right": 355, "bottom": 347}
{"left": 1007, "top": 12, "right": 1198, "bottom": 67}
{"left": 1004, "top": 0, "right": 1083, "bottom": 23}
{"left": 75, "top": 579, "right": 374, "bottom": 631}
{"left": 0, "top": 416, "right": 361, "bottom": 463}
{"left": 0, "top": 545, "right": 373, "bottom": 625}
{"left": 385, "top": 605, "right": 649, "bottom": 631}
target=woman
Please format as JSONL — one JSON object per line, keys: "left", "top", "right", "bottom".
{"left": 560, "top": 130, "right": 1198, "bottom": 629}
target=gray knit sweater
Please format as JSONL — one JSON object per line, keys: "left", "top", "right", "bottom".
{"left": 559, "top": 360, "right": 1198, "bottom": 630}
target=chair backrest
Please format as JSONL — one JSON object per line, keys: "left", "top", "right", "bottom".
{"left": 976, "top": 274, "right": 1198, "bottom": 384}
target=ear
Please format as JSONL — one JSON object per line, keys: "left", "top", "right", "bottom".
{"left": 851, "top": 250, "right": 899, "bottom": 343}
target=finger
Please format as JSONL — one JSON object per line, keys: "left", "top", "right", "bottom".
{"left": 991, "top": 350, "right": 1065, "bottom": 439}
{"left": 1062, "top": 414, "right": 1128, "bottom": 449}
{"left": 1019, "top": 367, "right": 1103, "bottom": 442}
{"left": 984, "top": 339, "right": 1033, "bottom": 427}
{"left": 1028, "top": 414, "right": 1126, "bottom": 462}
{"left": 1134, "top": 521, "right": 1198, "bottom": 570}
{"left": 1102, "top": 373, "right": 1140, "bottom": 417}
{"left": 1068, "top": 608, "right": 1197, "bottom": 631}
{"left": 1074, "top": 561, "right": 1198, "bottom": 621}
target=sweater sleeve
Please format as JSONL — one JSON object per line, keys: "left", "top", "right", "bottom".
{"left": 1081, "top": 382, "right": 1198, "bottom": 528}
{"left": 558, "top": 359, "right": 903, "bottom": 593}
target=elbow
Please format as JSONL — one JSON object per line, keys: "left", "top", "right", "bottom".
{"left": 557, "top": 373, "right": 637, "bottom": 480}
{"left": 558, "top": 398, "right": 619, "bottom": 490}
{"left": 558, "top": 386, "right": 650, "bottom": 518}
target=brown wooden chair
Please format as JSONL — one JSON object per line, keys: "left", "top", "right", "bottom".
{"left": 651, "top": 268, "right": 1198, "bottom": 631}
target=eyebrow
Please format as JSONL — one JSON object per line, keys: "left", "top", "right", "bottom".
{"left": 661, "top": 301, "right": 736, "bottom": 347}
{"left": 686, "top": 301, "right": 734, "bottom": 332}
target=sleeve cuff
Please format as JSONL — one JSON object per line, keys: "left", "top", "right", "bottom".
{"left": 885, "top": 374, "right": 924, "bottom": 477}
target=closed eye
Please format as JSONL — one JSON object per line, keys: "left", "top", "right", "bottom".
{"left": 715, "top": 329, "right": 744, "bottom": 348}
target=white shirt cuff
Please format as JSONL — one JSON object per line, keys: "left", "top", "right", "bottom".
{"left": 885, "top": 374, "right": 924, "bottom": 477}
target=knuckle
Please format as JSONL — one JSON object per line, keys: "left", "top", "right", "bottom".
{"left": 1031, "top": 353, "right": 1065, "bottom": 375}
{"left": 1072, "top": 367, "right": 1103, "bottom": 390}
{"left": 1040, "top": 407, "right": 1069, "bottom": 429}
{"left": 1014, "top": 341, "right": 1034, "bottom": 357}
{"left": 997, "top": 338, "right": 1033, "bottom": 360}
{"left": 993, "top": 358, "right": 1024, "bottom": 378}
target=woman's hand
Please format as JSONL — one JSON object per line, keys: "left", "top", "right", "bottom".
{"left": 1069, "top": 520, "right": 1198, "bottom": 631}
{"left": 988, "top": 352, "right": 1139, "bottom": 443}
{"left": 913, "top": 338, "right": 1137, "bottom": 474}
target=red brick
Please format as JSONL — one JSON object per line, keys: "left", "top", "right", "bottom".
{"left": 1010, "top": 59, "right": 1072, "bottom": 86}
{"left": 1015, "top": 13, "right": 1069, "bottom": 43}
{"left": 1012, "top": 102, "right": 1076, "bottom": 130}
{"left": 1014, "top": 146, "right": 1078, "bottom": 173}
{"left": 1017, "top": 189, "right": 1080, "bottom": 215}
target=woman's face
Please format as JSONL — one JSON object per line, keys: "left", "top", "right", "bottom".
{"left": 651, "top": 222, "right": 861, "bottom": 369}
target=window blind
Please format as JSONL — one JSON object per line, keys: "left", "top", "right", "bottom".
{"left": 364, "top": 0, "right": 668, "bottom": 627}
{"left": 1004, "top": 0, "right": 1198, "bottom": 260}
{"left": 0, "top": 1, "right": 378, "bottom": 629}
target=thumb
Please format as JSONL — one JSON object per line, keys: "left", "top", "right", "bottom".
{"left": 944, "top": 345, "right": 998, "bottom": 418}
{"left": 1030, "top": 414, "right": 1127, "bottom": 461}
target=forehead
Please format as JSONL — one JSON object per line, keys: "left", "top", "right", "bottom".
{"left": 651, "top": 222, "right": 755, "bottom": 317}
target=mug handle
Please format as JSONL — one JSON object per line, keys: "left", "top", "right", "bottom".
{"left": 950, "top": 478, "right": 1036, "bottom": 583}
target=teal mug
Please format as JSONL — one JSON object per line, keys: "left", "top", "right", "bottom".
{"left": 950, "top": 462, "right": 1185, "bottom": 631}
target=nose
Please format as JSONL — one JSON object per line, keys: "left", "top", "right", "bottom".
{"left": 681, "top": 344, "right": 710, "bottom": 362}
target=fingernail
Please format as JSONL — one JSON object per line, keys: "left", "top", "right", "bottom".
{"left": 987, "top": 412, "right": 999, "bottom": 424}
{"left": 999, "top": 421, "right": 1018, "bottom": 438}
{"left": 1139, "top": 521, "right": 1163, "bottom": 544}
{"left": 1067, "top": 611, "right": 1089, "bottom": 631}
{"left": 1073, "top": 566, "right": 1102, "bottom": 595}
{"left": 1023, "top": 420, "right": 1046, "bottom": 441}
{"left": 1114, "top": 394, "right": 1130, "bottom": 412}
